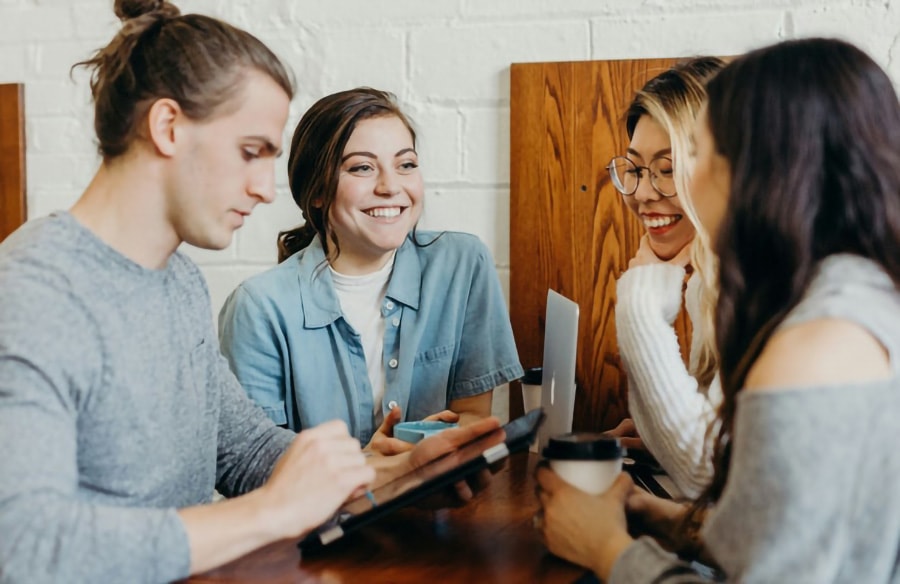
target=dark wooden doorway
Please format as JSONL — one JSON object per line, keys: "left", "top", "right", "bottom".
{"left": 508, "top": 59, "right": 692, "bottom": 432}
{"left": 0, "top": 83, "right": 26, "bottom": 242}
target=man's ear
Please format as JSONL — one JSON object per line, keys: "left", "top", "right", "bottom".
{"left": 146, "top": 98, "right": 182, "bottom": 158}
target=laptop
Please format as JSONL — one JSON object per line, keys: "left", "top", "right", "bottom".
{"left": 534, "top": 290, "right": 680, "bottom": 501}
{"left": 537, "top": 289, "right": 580, "bottom": 452}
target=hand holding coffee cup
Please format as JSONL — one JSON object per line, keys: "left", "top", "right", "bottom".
{"left": 542, "top": 433, "right": 625, "bottom": 495}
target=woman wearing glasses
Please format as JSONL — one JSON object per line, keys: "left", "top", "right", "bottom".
{"left": 608, "top": 57, "right": 725, "bottom": 499}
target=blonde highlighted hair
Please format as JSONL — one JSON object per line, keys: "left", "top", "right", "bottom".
{"left": 624, "top": 56, "right": 726, "bottom": 389}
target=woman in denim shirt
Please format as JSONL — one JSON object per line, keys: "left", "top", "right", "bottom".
{"left": 219, "top": 88, "right": 523, "bottom": 454}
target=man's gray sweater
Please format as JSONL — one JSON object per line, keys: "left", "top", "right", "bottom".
{"left": 0, "top": 213, "right": 294, "bottom": 583}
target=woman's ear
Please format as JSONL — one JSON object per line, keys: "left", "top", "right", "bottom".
{"left": 145, "top": 98, "right": 182, "bottom": 158}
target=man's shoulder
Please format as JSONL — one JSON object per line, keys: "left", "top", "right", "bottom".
{"left": 0, "top": 214, "right": 70, "bottom": 261}
{"left": 0, "top": 215, "right": 83, "bottom": 297}
{"left": 0, "top": 217, "right": 101, "bottom": 352}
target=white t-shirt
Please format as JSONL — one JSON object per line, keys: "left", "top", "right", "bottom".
{"left": 330, "top": 254, "right": 395, "bottom": 425}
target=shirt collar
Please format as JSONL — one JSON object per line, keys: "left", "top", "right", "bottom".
{"left": 296, "top": 235, "right": 422, "bottom": 329}
{"left": 385, "top": 236, "right": 422, "bottom": 311}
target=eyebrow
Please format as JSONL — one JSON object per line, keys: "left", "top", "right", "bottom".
{"left": 341, "top": 147, "right": 418, "bottom": 162}
{"left": 626, "top": 147, "right": 672, "bottom": 160}
{"left": 244, "top": 136, "right": 283, "bottom": 157}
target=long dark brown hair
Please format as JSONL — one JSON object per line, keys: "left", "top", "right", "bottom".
{"left": 74, "top": 0, "right": 293, "bottom": 160}
{"left": 278, "top": 88, "right": 418, "bottom": 263}
{"left": 684, "top": 37, "right": 900, "bottom": 542}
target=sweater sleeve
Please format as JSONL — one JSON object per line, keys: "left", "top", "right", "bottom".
{"left": 0, "top": 280, "right": 190, "bottom": 584}
{"left": 609, "top": 538, "right": 715, "bottom": 584}
{"left": 213, "top": 345, "right": 295, "bottom": 498}
{"left": 615, "top": 264, "right": 717, "bottom": 498}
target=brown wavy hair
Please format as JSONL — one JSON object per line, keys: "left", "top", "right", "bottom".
{"left": 683, "top": 37, "right": 900, "bottom": 552}
{"left": 74, "top": 0, "right": 293, "bottom": 160}
{"left": 277, "top": 87, "right": 419, "bottom": 263}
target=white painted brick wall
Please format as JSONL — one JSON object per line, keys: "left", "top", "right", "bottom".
{"left": 2, "top": 0, "right": 899, "bottom": 420}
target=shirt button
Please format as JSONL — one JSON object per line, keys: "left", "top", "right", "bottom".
{"left": 391, "top": 317, "right": 400, "bottom": 327}
{"left": 388, "top": 400, "right": 399, "bottom": 410}
{"left": 388, "top": 358, "right": 398, "bottom": 368}
{"left": 385, "top": 301, "right": 395, "bottom": 310}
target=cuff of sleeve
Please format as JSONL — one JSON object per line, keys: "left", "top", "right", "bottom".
{"left": 259, "top": 404, "right": 288, "bottom": 426}
{"left": 157, "top": 508, "right": 193, "bottom": 583}
{"left": 616, "top": 264, "right": 686, "bottom": 324}
{"left": 452, "top": 363, "right": 525, "bottom": 397}
{"left": 608, "top": 537, "right": 701, "bottom": 584}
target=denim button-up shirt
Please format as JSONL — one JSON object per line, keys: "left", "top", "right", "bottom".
{"left": 218, "top": 231, "right": 524, "bottom": 443}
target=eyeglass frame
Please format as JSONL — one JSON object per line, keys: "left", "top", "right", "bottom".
{"left": 605, "top": 155, "right": 677, "bottom": 198}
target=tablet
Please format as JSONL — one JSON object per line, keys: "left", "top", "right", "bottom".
{"left": 298, "top": 408, "right": 546, "bottom": 551}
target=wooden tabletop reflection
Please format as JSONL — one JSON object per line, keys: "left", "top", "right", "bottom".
{"left": 188, "top": 453, "right": 587, "bottom": 583}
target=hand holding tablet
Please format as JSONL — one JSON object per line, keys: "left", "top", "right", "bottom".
{"left": 394, "top": 420, "right": 459, "bottom": 444}
{"left": 366, "top": 407, "right": 461, "bottom": 455}
{"left": 299, "top": 409, "right": 545, "bottom": 550}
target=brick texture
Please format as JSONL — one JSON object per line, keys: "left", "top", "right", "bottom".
{"left": 1, "top": 1, "right": 898, "bottom": 420}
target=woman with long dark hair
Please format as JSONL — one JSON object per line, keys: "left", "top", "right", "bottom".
{"left": 536, "top": 37, "right": 900, "bottom": 582}
{"left": 219, "top": 88, "right": 522, "bottom": 454}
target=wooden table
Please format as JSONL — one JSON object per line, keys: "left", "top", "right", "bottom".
{"left": 188, "top": 453, "right": 588, "bottom": 583}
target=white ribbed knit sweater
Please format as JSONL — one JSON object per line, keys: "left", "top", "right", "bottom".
{"left": 615, "top": 263, "right": 721, "bottom": 499}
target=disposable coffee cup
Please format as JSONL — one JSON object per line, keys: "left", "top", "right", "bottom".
{"left": 542, "top": 433, "right": 625, "bottom": 495}
{"left": 521, "top": 367, "right": 543, "bottom": 413}
{"left": 521, "top": 367, "right": 543, "bottom": 452}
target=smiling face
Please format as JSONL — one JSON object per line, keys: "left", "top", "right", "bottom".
{"left": 168, "top": 70, "right": 290, "bottom": 250}
{"left": 623, "top": 115, "right": 696, "bottom": 260}
{"left": 689, "top": 108, "right": 732, "bottom": 243}
{"left": 326, "top": 115, "right": 424, "bottom": 274}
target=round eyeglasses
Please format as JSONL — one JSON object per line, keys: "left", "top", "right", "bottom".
{"left": 606, "top": 156, "right": 676, "bottom": 197}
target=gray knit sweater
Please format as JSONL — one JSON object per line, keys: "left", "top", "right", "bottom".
{"left": 0, "top": 213, "right": 294, "bottom": 583}
{"left": 611, "top": 254, "right": 900, "bottom": 583}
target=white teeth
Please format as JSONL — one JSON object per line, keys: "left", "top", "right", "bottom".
{"left": 642, "top": 215, "right": 680, "bottom": 228}
{"left": 366, "top": 207, "right": 401, "bottom": 218}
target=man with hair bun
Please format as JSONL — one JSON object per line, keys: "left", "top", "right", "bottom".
{"left": 0, "top": 2, "right": 499, "bottom": 582}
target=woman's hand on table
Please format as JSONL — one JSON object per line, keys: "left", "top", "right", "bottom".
{"left": 410, "top": 416, "right": 503, "bottom": 507}
{"left": 625, "top": 487, "right": 688, "bottom": 549}
{"left": 535, "top": 466, "right": 635, "bottom": 581}
{"left": 366, "top": 416, "right": 503, "bottom": 507}
{"left": 603, "top": 417, "right": 644, "bottom": 451}
{"left": 365, "top": 406, "right": 460, "bottom": 456}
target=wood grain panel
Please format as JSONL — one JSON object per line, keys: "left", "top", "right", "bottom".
{"left": 508, "top": 62, "right": 574, "bottom": 421}
{"left": 0, "top": 84, "right": 26, "bottom": 242}
{"left": 510, "top": 59, "right": 692, "bottom": 432}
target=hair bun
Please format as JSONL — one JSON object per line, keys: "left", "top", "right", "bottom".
{"left": 114, "top": 0, "right": 180, "bottom": 22}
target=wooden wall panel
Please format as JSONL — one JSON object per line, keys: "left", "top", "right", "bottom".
{"left": 510, "top": 59, "right": 692, "bottom": 432}
{"left": 0, "top": 84, "right": 26, "bottom": 242}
